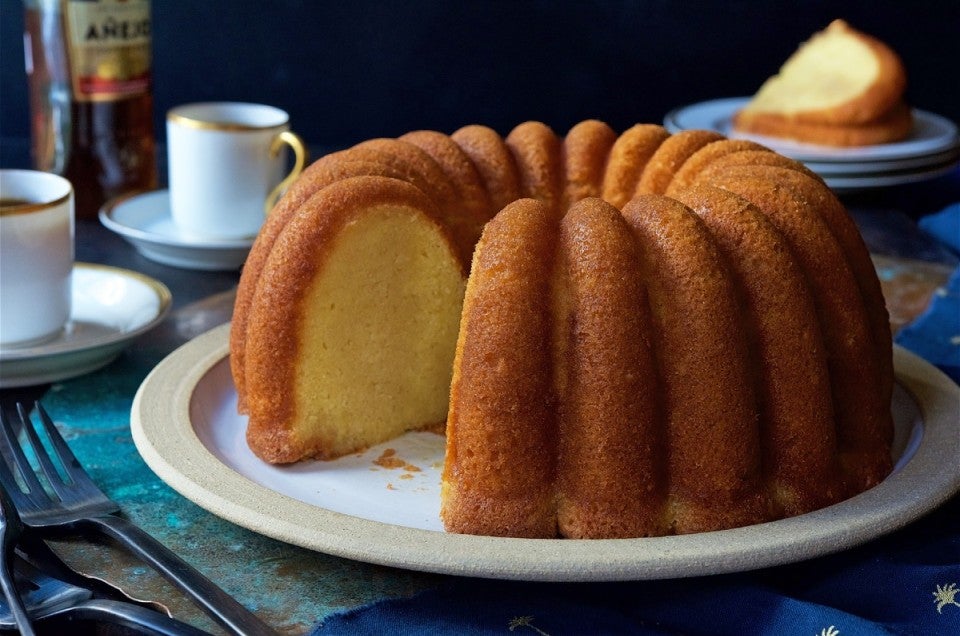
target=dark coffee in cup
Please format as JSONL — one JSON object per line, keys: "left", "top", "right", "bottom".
{"left": 0, "top": 197, "right": 36, "bottom": 209}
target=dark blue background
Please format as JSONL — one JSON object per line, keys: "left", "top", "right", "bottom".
{"left": 2, "top": 0, "right": 959, "bottom": 163}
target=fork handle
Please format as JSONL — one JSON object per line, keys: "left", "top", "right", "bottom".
{"left": 0, "top": 551, "right": 36, "bottom": 636}
{"left": 44, "top": 599, "right": 212, "bottom": 636}
{"left": 79, "top": 515, "right": 277, "bottom": 636}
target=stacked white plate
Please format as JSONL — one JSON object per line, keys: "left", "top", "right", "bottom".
{"left": 664, "top": 97, "right": 960, "bottom": 193}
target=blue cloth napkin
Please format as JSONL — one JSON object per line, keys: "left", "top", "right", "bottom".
{"left": 918, "top": 203, "right": 960, "bottom": 254}
{"left": 312, "top": 496, "right": 960, "bottom": 635}
{"left": 895, "top": 265, "right": 960, "bottom": 384}
{"left": 313, "top": 203, "right": 960, "bottom": 636}
{"left": 896, "top": 203, "right": 960, "bottom": 384}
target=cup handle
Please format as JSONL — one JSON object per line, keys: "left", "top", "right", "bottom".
{"left": 265, "top": 130, "right": 308, "bottom": 214}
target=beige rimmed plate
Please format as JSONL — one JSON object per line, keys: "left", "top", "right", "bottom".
{"left": 131, "top": 324, "right": 960, "bottom": 582}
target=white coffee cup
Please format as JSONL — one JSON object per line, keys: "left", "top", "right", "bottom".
{"left": 0, "top": 169, "right": 75, "bottom": 347}
{"left": 166, "top": 102, "right": 307, "bottom": 239}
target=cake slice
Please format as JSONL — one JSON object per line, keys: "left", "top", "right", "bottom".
{"left": 243, "top": 176, "right": 467, "bottom": 463}
{"left": 734, "top": 100, "right": 913, "bottom": 147}
{"left": 733, "top": 20, "right": 911, "bottom": 146}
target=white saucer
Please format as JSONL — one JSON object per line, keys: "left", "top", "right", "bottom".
{"left": 99, "top": 190, "right": 255, "bottom": 271}
{"left": 0, "top": 263, "right": 171, "bottom": 388}
{"left": 664, "top": 97, "right": 960, "bottom": 163}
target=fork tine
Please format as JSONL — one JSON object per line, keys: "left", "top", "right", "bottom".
{"left": 33, "top": 403, "right": 90, "bottom": 484}
{"left": 34, "top": 404, "right": 106, "bottom": 505}
{"left": 0, "top": 437, "right": 35, "bottom": 515}
{"left": 0, "top": 408, "right": 45, "bottom": 498}
{"left": 0, "top": 459, "right": 27, "bottom": 514}
{"left": 32, "top": 403, "right": 104, "bottom": 502}
{"left": 16, "top": 404, "right": 74, "bottom": 501}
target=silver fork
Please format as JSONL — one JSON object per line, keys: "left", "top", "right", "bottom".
{"left": 3, "top": 555, "right": 212, "bottom": 635}
{"left": 0, "top": 470, "right": 35, "bottom": 635}
{"left": 0, "top": 402, "right": 277, "bottom": 636}
{"left": 3, "top": 476, "right": 172, "bottom": 616}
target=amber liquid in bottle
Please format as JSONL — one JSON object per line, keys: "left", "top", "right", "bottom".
{"left": 25, "top": 1, "right": 157, "bottom": 220}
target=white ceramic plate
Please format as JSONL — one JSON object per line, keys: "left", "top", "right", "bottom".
{"left": 804, "top": 148, "right": 960, "bottom": 175}
{"left": 0, "top": 264, "right": 171, "bottom": 388}
{"left": 664, "top": 97, "right": 960, "bottom": 163}
{"left": 132, "top": 324, "right": 960, "bottom": 581}
{"left": 825, "top": 160, "right": 960, "bottom": 194}
{"left": 99, "top": 190, "right": 254, "bottom": 271}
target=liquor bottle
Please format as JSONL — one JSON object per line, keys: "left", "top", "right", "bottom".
{"left": 24, "top": 0, "right": 157, "bottom": 220}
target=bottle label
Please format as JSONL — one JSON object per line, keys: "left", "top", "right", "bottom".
{"left": 62, "top": 0, "right": 151, "bottom": 102}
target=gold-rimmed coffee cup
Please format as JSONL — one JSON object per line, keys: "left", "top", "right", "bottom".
{"left": 166, "top": 102, "right": 307, "bottom": 239}
{"left": 0, "top": 169, "right": 75, "bottom": 347}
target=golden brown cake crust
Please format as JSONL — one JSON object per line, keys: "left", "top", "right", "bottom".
{"left": 399, "top": 129, "right": 494, "bottom": 234}
{"left": 349, "top": 139, "right": 477, "bottom": 262}
{"left": 556, "top": 198, "right": 667, "bottom": 538}
{"left": 702, "top": 173, "right": 894, "bottom": 492}
{"left": 561, "top": 120, "right": 617, "bottom": 209}
{"left": 672, "top": 185, "right": 844, "bottom": 515}
{"left": 600, "top": 124, "right": 669, "bottom": 209}
{"left": 442, "top": 198, "right": 560, "bottom": 538}
{"left": 315, "top": 143, "right": 455, "bottom": 210}
{"left": 700, "top": 164, "right": 893, "bottom": 407}
{"left": 697, "top": 149, "right": 822, "bottom": 182}
{"left": 451, "top": 124, "right": 523, "bottom": 214}
{"left": 505, "top": 121, "right": 564, "bottom": 216}
{"left": 664, "top": 139, "right": 770, "bottom": 196}
{"left": 622, "top": 194, "right": 767, "bottom": 533}
{"left": 635, "top": 129, "right": 725, "bottom": 196}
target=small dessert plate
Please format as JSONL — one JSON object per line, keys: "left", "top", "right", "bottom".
{"left": 0, "top": 263, "right": 171, "bottom": 388}
{"left": 664, "top": 97, "right": 960, "bottom": 162}
{"left": 100, "top": 190, "right": 255, "bottom": 271}
{"left": 663, "top": 98, "right": 960, "bottom": 193}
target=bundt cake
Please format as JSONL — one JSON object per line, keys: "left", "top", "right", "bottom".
{"left": 232, "top": 119, "right": 894, "bottom": 538}
{"left": 732, "top": 19, "right": 912, "bottom": 146}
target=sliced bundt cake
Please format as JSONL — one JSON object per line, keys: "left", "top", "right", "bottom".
{"left": 232, "top": 120, "right": 894, "bottom": 538}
